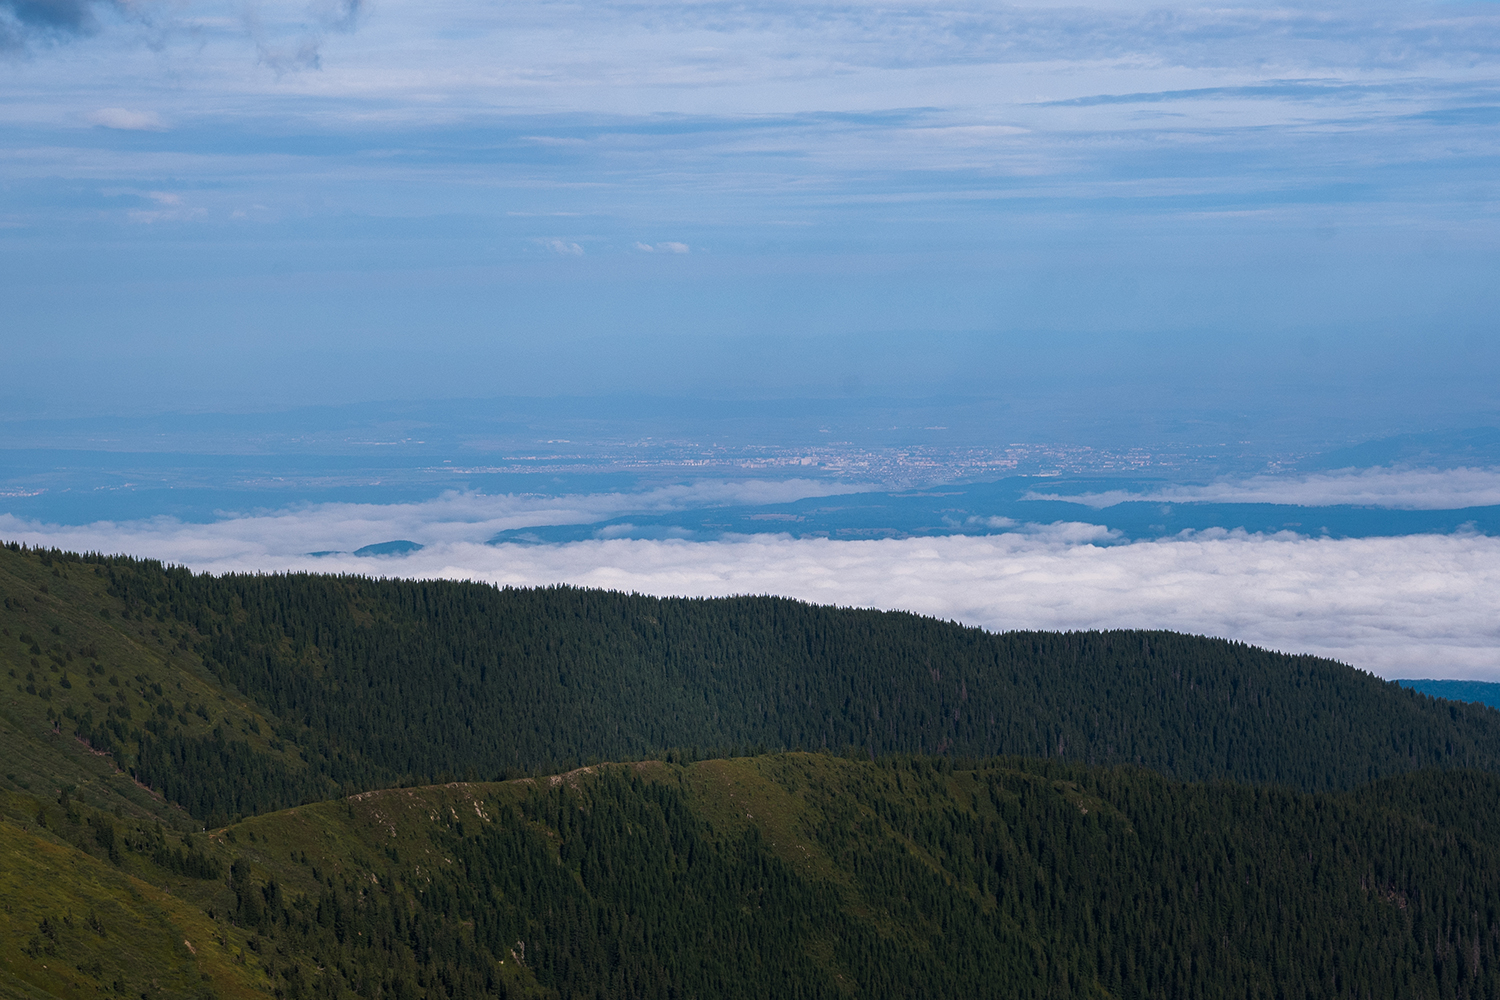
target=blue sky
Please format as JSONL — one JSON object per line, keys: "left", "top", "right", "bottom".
{"left": 2, "top": 0, "right": 1498, "bottom": 423}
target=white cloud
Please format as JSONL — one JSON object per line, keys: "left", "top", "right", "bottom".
{"left": 307, "top": 532, "right": 1500, "bottom": 681}
{"left": 86, "top": 108, "right": 167, "bottom": 131}
{"left": 538, "top": 237, "right": 584, "bottom": 255}
{"left": 0, "top": 478, "right": 861, "bottom": 560}
{"left": 634, "top": 241, "right": 690, "bottom": 253}
{"left": 1030, "top": 467, "right": 1500, "bottom": 511}
{"left": 126, "top": 191, "right": 205, "bottom": 222}
{"left": 4, "top": 505, "right": 1498, "bottom": 680}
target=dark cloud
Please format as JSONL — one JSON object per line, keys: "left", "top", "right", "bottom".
{"left": 2, "top": 0, "right": 360, "bottom": 64}
{"left": 0, "top": 0, "right": 113, "bottom": 50}
{"left": 4, "top": 0, "right": 102, "bottom": 30}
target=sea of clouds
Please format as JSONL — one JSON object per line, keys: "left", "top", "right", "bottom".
{"left": 4, "top": 471, "right": 1499, "bottom": 681}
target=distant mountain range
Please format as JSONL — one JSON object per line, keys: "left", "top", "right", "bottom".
{"left": 1399, "top": 678, "right": 1500, "bottom": 710}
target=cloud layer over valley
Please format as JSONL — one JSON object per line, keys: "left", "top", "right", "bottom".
{"left": 5, "top": 502, "right": 1497, "bottom": 681}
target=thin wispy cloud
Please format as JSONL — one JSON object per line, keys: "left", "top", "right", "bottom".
{"left": 86, "top": 107, "right": 165, "bottom": 130}
{"left": 538, "top": 237, "right": 584, "bottom": 255}
{"left": 0, "top": 479, "right": 863, "bottom": 559}
{"left": 3, "top": 0, "right": 1490, "bottom": 267}
{"left": 1032, "top": 467, "right": 1500, "bottom": 511}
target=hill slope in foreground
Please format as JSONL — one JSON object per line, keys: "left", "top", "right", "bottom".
{"left": 6, "top": 541, "right": 1500, "bottom": 998}
{"left": 6, "top": 754, "right": 1500, "bottom": 1000}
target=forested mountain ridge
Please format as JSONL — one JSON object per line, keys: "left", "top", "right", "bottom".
{"left": 9, "top": 540, "right": 1500, "bottom": 999}
{"left": 5, "top": 541, "right": 1500, "bottom": 827}
{"left": 8, "top": 754, "right": 1500, "bottom": 1000}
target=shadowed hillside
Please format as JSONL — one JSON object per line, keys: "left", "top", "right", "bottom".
{"left": 5, "top": 541, "right": 1500, "bottom": 827}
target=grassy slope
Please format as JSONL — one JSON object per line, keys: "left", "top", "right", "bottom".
{"left": 3, "top": 755, "right": 1079, "bottom": 1000}
{"left": 0, "top": 553, "right": 308, "bottom": 827}
{"left": 0, "top": 791, "right": 266, "bottom": 1000}
{"left": 15, "top": 751, "right": 1499, "bottom": 999}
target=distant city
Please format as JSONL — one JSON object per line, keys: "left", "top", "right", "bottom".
{"left": 440, "top": 439, "right": 1284, "bottom": 488}
{"left": 2, "top": 398, "right": 1495, "bottom": 528}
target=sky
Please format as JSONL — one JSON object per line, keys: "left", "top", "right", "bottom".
{"left": 3, "top": 0, "right": 1500, "bottom": 679}
{"left": 2, "top": 0, "right": 1498, "bottom": 418}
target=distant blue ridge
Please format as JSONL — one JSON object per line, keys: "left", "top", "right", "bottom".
{"left": 353, "top": 540, "right": 424, "bottom": 557}
{"left": 1398, "top": 680, "right": 1500, "bottom": 711}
